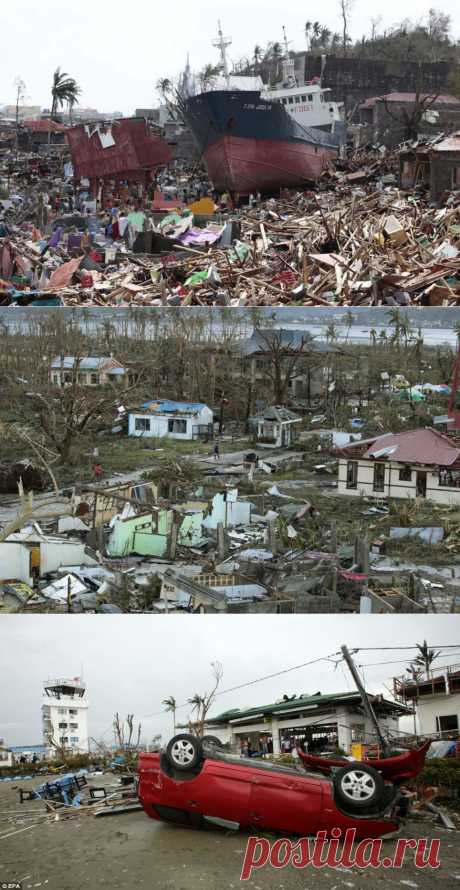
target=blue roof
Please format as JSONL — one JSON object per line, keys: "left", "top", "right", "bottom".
{"left": 140, "top": 399, "right": 208, "bottom": 414}
{"left": 10, "top": 745, "right": 49, "bottom": 753}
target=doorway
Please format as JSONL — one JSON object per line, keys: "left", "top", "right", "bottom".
{"left": 416, "top": 471, "right": 427, "bottom": 498}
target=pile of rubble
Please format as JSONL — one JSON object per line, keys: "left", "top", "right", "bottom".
{"left": 2, "top": 146, "right": 460, "bottom": 307}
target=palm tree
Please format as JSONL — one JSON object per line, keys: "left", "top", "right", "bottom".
{"left": 253, "top": 45, "right": 263, "bottom": 70}
{"left": 413, "top": 640, "right": 441, "bottom": 677}
{"left": 49, "top": 67, "right": 80, "bottom": 142}
{"left": 369, "top": 327, "right": 377, "bottom": 347}
{"left": 305, "top": 21, "right": 312, "bottom": 49}
{"left": 162, "top": 696, "right": 177, "bottom": 733}
{"left": 320, "top": 26, "right": 332, "bottom": 48}
{"left": 344, "top": 309, "right": 354, "bottom": 342}
{"left": 331, "top": 32, "right": 341, "bottom": 51}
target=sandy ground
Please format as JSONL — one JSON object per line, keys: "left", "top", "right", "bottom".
{"left": 0, "top": 774, "right": 459, "bottom": 890}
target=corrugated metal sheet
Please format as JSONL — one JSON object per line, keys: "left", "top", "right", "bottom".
{"left": 364, "top": 429, "right": 460, "bottom": 466}
{"left": 67, "top": 117, "right": 172, "bottom": 179}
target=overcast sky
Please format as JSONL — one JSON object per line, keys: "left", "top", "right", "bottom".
{"left": 1, "top": 2, "right": 459, "bottom": 115}
{"left": 1, "top": 615, "right": 459, "bottom": 746}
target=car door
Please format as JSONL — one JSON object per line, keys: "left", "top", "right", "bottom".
{"left": 175, "top": 759, "right": 253, "bottom": 825}
{"left": 248, "top": 769, "right": 324, "bottom": 835}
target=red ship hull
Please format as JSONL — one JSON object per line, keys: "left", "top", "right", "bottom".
{"left": 203, "top": 134, "right": 337, "bottom": 195}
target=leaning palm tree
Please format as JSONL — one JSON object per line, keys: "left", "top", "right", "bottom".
{"left": 162, "top": 696, "right": 177, "bottom": 734}
{"left": 253, "top": 45, "right": 263, "bottom": 69}
{"left": 305, "top": 21, "right": 312, "bottom": 49}
{"left": 49, "top": 67, "right": 80, "bottom": 142}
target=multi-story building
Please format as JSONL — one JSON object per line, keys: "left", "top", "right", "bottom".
{"left": 42, "top": 677, "right": 89, "bottom": 754}
{"left": 394, "top": 663, "right": 460, "bottom": 739}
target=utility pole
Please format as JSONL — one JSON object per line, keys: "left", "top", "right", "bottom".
{"left": 341, "top": 644, "right": 388, "bottom": 755}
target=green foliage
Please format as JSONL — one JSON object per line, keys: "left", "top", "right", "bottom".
{"left": 417, "top": 758, "right": 460, "bottom": 798}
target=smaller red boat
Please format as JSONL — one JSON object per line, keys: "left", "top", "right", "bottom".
{"left": 297, "top": 741, "right": 431, "bottom": 785}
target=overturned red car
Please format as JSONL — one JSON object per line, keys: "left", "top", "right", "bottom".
{"left": 137, "top": 734, "right": 430, "bottom": 840}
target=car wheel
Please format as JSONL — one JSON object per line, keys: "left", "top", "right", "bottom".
{"left": 166, "top": 734, "right": 203, "bottom": 771}
{"left": 202, "top": 735, "right": 224, "bottom": 749}
{"left": 334, "top": 764, "right": 384, "bottom": 810}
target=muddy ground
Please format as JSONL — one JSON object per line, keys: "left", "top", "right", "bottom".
{"left": 0, "top": 775, "right": 459, "bottom": 889}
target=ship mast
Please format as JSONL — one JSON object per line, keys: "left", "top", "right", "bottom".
{"left": 213, "top": 20, "right": 232, "bottom": 89}
{"left": 281, "top": 25, "right": 296, "bottom": 86}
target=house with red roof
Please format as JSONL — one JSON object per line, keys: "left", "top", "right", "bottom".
{"left": 333, "top": 428, "right": 460, "bottom": 505}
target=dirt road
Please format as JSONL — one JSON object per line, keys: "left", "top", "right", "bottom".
{"left": 0, "top": 775, "right": 459, "bottom": 890}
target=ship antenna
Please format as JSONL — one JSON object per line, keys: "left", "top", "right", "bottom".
{"left": 213, "top": 20, "right": 232, "bottom": 89}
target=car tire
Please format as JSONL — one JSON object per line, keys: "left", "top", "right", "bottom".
{"left": 166, "top": 734, "right": 203, "bottom": 772}
{"left": 202, "top": 735, "right": 224, "bottom": 749}
{"left": 333, "top": 764, "right": 384, "bottom": 810}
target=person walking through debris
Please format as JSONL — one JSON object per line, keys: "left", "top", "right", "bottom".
{"left": 213, "top": 443, "right": 220, "bottom": 460}
{"left": 92, "top": 463, "right": 103, "bottom": 479}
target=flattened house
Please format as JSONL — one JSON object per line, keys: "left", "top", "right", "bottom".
{"left": 333, "top": 428, "right": 460, "bottom": 505}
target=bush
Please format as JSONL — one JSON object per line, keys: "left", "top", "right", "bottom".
{"left": 417, "top": 758, "right": 460, "bottom": 798}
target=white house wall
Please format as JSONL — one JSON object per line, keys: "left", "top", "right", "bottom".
{"left": 203, "top": 490, "right": 252, "bottom": 529}
{"left": 416, "top": 693, "right": 460, "bottom": 736}
{"left": 40, "top": 542, "right": 98, "bottom": 575}
{"left": 0, "top": 543, "right": 32, "bottom": 584}
{"left": 128, "top": 407, "right": 213, "bottom": 440}
{"left": 337, "top": 459, "right": 460, "bottom": 505}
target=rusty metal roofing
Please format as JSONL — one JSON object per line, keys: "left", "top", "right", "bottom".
{"left": 67, "top": 116, "right": 172, "bottom": 180}
{"left": 431, "top": 131, "right": 460, "bottom": 152}
{"left": 22, "top": 119, "right": 67, "bottom": 132}
{"left": 335, "top": 428, "right": 460, "bottom": 467}
{"left": 360, "top": 93, "right": 460, "bottom": 109}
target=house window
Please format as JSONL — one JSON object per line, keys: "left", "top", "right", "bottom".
{"left": 77, "top": 373, "right": 86, "bottom": 383}
{"left": 70, "top": 723, "right": 78, "bottom": 730}
{"left": 346, "top": 460, "right": 358, "bottom": 489}
{"left": 135, "top": 417, "right": 151, "bottom": 432}
{"left": 70, "top": 736, "right": 79, "bottom": 743}
{"left": 439, "top": 468, "right": 460, "bottom": 488}
{"left": 301, "top": 94, "right": 306, "bottom": 102}
{"left": 59, "top": 737, "right": 69, "bottom": 744}
{"left": 69, "top": 709, "right": 77, "bottom": 716}
{"left": 399, "top": 466, "right": 412, "bottom": 481}
{"left": 58, "top": 722, "right": 68, "bottom": 729}
{"left": 64, "top": 372, "right": 72, "bottom": 383}
{"left": 52, "top": 374, "right": 59, "bottom": 384}
{"left": 436, "top": 714, "right": 459, "bottom": 734}
{"left": 373, "top": 462, "right": 385, "bottom": 492}
{"left": 168, "top": 418, "right": 187, "bottom": 434}
{"left": 90, "top": 373, "right": 100, "bottom": 385}
{"left": 351, "top": 724, "right": 366, "bottom": 742}
{"left": 58, "top": 708, "right": 66, "bottom": 715}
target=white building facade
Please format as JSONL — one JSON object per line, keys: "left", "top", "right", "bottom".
{"left": 395, "top": 664, "right": 460, "bottom": 739}
{"left": 42, "top": 678, "right": 89, "bottom": 754}
{"left": 335, "top": 428, "right": 460, "bottom": 506}
{"left": 128, "top": 400, "right": 213, "bottom": 440}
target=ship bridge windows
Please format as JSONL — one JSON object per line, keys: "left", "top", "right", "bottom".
{"left": 288, "top": 97, "right": 293, "bottom": 104}
{"left": 295, "top": 96, "right": 300, "bottom": 103}
{"left": 308, "top": 94, "right": 313, "bottom": 102}
{"left": 301, "top": 95, "right": 307, "bottom": 102}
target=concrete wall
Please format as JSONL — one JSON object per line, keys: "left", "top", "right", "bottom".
{"left": 40, "top": 542, "right": 98, "bottom": 574}
{"left": 417, "top": 692, "right": 460, "bottom": 737}
{"left": 337, "top": 458, "right": 460, "bottom": 505}
{"left": 0, "top": 543, "right": 32, "bottom": 584}
{"left": 106, "top": 510, "right": 204, "bottom": 557}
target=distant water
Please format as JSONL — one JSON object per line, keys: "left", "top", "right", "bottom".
{"left": 0, "top": 307, "right": 457, "bottom": 347}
